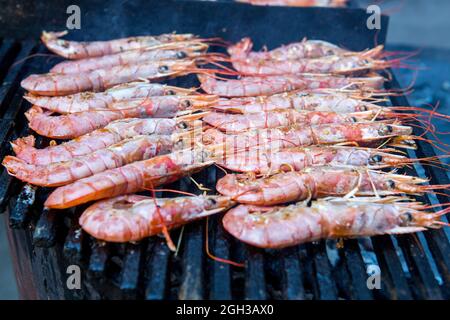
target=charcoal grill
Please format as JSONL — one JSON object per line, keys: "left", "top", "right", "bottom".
{"left": 0, "top": 0, "right": 449, "bottom": 300}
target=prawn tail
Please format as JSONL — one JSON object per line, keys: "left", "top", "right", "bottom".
{"left": 11, "top": 135, "right": 36, "bottom": 155}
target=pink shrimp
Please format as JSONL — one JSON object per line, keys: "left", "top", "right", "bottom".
{"left": 21, "top": 59, "right": 195, "bottom": 96}
{"left": 202, "top": 109, "right": 392, "bottom": 133}
{"left": 198, "top": 73, "right": 384, "bottom": 97}
{"left": 223, "top": 198, "right": 448, "bottom": 249}
{"left": 228, "top": 37, "right": 350, "bottom": 61}
{"left": 80, "top": 195, "right": 235, "bottom": 242}
{"left": 44, "top": 148, "right": 214, "bottom": 209}
{"left": 235, "top": 0, "right": 347, "bottom": 8}
{"left": 216, "top": 167, "right": 433, "bottom": 205}
{"left": 12, "top": 118, "right": 177, "bottom": 165}
{"left": 41, "top": 31, "right": 196, "bottom": 59}
{"left": 202, "top": 121, "right": 414, "bottom": 152}
{"left": 212, "top": 90, "right": 386, "bottom": 114}
{"left": 50, "top": 41, "right": 208, "bottom": 73}
{"left": 231, "top": 46, "right": 386, "bottom": 76}
{"left": 3, "top": 135, "right": 175, "bottom": 187}
{"left": 215, "top": 146, "right": 408, "bottom": 174}
{"left": 24, "top": 82, "right": 196, "bottom": 113}
{"left": 26, "top": 95, "right": 211, "bottom": 139}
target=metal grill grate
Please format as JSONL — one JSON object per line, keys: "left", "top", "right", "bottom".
{"left": 0, "top": 37, "right": 449, "bottom": 300}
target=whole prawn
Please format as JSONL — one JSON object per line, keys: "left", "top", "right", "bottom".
{"left": 3, "top": 135, "right": 175, "bottom": 187}
{"left": 228, "top": 37, "right": 350, "bottom": 61}
{"left": 80, "top": 195, "right": 235, "bottom": 242}
{"left": 202, "top": 121, "right": 414, "bottom": 152}
{"left": 21, "top": 59, "right": 195, "bottom": 96}
{"left": 24, "top": 81, "right": 196, "bottom": 113}
{"left": 213, "top": 90, "right": 386, "bottom": 114}
{"left": 12, "top": 118, "right": 178, "bottom": 165}
{"left": 223, "top": 197, "right": 448, "bottom": 249}
{"left": 203, "top": 109, "right": 392, "bottom": 133}
{"left": 26, "top": 94, "right": 210, "bottom": 139}
{"left": 44, "top": 148, "right": 214, "bottom": 209}
{"left": 215, "top": 146, "right": 409, "bottom": 174}
{"left": 41, "top": 31, "right": 196, "bottom": 59}
{"left": 199, "top": 73, "right": 384, "bottom": 97}
{"left": 50, "top": 41, "right": 208, "bottom": 74}
{"left": 216, "top": 167, "right": 438, "bottom": 205}
{"left": 235, "top": 0, "right": 347, "bottom": 8}
{"left": 231, "top": 46, "right": 386, "bottom": 76}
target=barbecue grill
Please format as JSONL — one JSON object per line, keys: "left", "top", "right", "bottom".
{"left": 0, "top": 0, "right": 449, "bottom": 300}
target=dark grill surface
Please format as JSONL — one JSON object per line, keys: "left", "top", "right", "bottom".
{"left": 0, "top": 2, "right": 449, "bottom": 300}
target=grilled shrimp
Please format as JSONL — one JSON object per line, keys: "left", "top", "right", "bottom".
{"left": 80, "top": 195, "right": 235, "bottom": 242}
{"left": 223, "top": 198, "right": 447, "bottom": 248}
{"left": 203, "top": 109, "right": 387, "bottom": 133}
{"left": 198, "top": 73, "right": 384, "bottom": 97}
{"left": 45, "top": 148, "right": 214, "bottom": 209}
{"left": 50, "top": 41, "right": 208, "bottom": 74}
{"left": 216, "top": 167, "right": 431, "bottom": 205}
{"left": 216, "top": 146, "right": 408, "bottom": 173}
{"left": 3, "top": 135, "right": 175, "bottom": 187}
{"left": 232, "top": 46, "right": 386, "bottom": 75}
{"left": 12, "top": 118, "right": 177, "bottom": 165}
{"left": 228, "top": 37, "right": 349, "bottom": 61}
{"left": 202, "top": 121, "right": 414, "bottom": 152}
{"left": 235, "top": 0, "right": 347, "bottom": 9}
{"left": 24, "top": 82, "right": 196, "bottom": 113}
{"left": 41, "top": 31, "right": 196, "bottom": 59}
{"left": 213, "top": 90, "right": 384, "bottom": 114}
{"left": 26, "top": 95, "right": 211, "bottom": 139}
{"left": 21, "top": 59, "right": 195, "bottom": 96}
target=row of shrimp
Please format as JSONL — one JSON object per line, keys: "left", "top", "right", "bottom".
{"left": 3, "top": 32, "right": 449, "bottom": 254}
{"left": 198, "top": 36, "right": 450, "bottom": 249}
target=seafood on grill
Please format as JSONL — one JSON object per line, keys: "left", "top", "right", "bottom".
{"left": 215, "top": 146, "right": 409, "bottom": 174}
{"left": 198, "top": 73, "right": 384, "bottom": 97}
{"left": 3, "top": 135, "right": 175, "bottom": 187}
{"left": 25, "top": 94, "right": 211, "bottom": 139}
{"left": 12, "top": 118, "right": 179, "bottom": 165}
{"left": 223, "top": 197, "right": 449, "bottom": 249}
{"left": 41, "top": 31, "right": 196, "bottom": 59}
{"left": 24, "top": 81, "right": 196, "bottom": 113}
{"left": 80, "top": 194, "right": 235, "bottom": 242}
{"left": 236, "top": 0, "right": 347, "bottom": 8}
{"left": 21, "top": 59, "right": 196, "bottom": 96}
{"left": 216, "top": 167, "right": 444, "bottom": 205}
{"left": 230, "top": 44, "right": 386, "bottom": 75}
{"left": 44, "top": 148, "right": 215, "bottom": 209}
{"left": 228, "top": 37, "right": 353, "bottom": 62}
{"left": 202, "top": 121, "right": 415, "bottom": 151}
{"left": 202, "top": 109, "right": 400, "bottom": 133}
{"left": 50, "top": 41, "right": 208, "bottom": 74}
{"left": 212, "top": 90, "right": 386, "bottom": 114}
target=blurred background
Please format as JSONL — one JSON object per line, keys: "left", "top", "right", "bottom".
{"left": 1, "top": 0, "right": 449, "bottom": 299}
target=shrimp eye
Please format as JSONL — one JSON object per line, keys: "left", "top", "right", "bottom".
{"left": 181, "top": 100, "right": 192, "bottom": 108}
{"left": 158, "top": 65, "right": 169, "bottom": 73}
{"left": 369, "top": 154, "right": 382, "bottom": 164}
{"left": 387, "top": 180, "right": 396, "bottom": 189}
{"left": 166, "top": 89, "right": 176, "bottom": 95}
{"left": 378, "top": 125, "right": 393, "bottom": 136}
{"left": 176, "top": 51, "right": 187, "bottom": 59}
{"left": 401, "top": 212, "right": 414, "bottom": 225}
{"left": 208, "top": 198, "right": 217, "bottom": 206}
{"left": 360, "top": 105, "right": 368, "bottom": 111}
{"left": 351, "top": 117, "right": 358, "bottom": 123}
{"left": 177, "top": 121, "right": 188, "bottom": 129}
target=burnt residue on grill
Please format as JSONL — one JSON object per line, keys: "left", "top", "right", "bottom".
{"left": 0, "top": 3, "right": 449, "bottom": 300}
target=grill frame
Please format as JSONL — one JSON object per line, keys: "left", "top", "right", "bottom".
{"left": 0, "top": 2, "right": 448, "bottom": 300}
